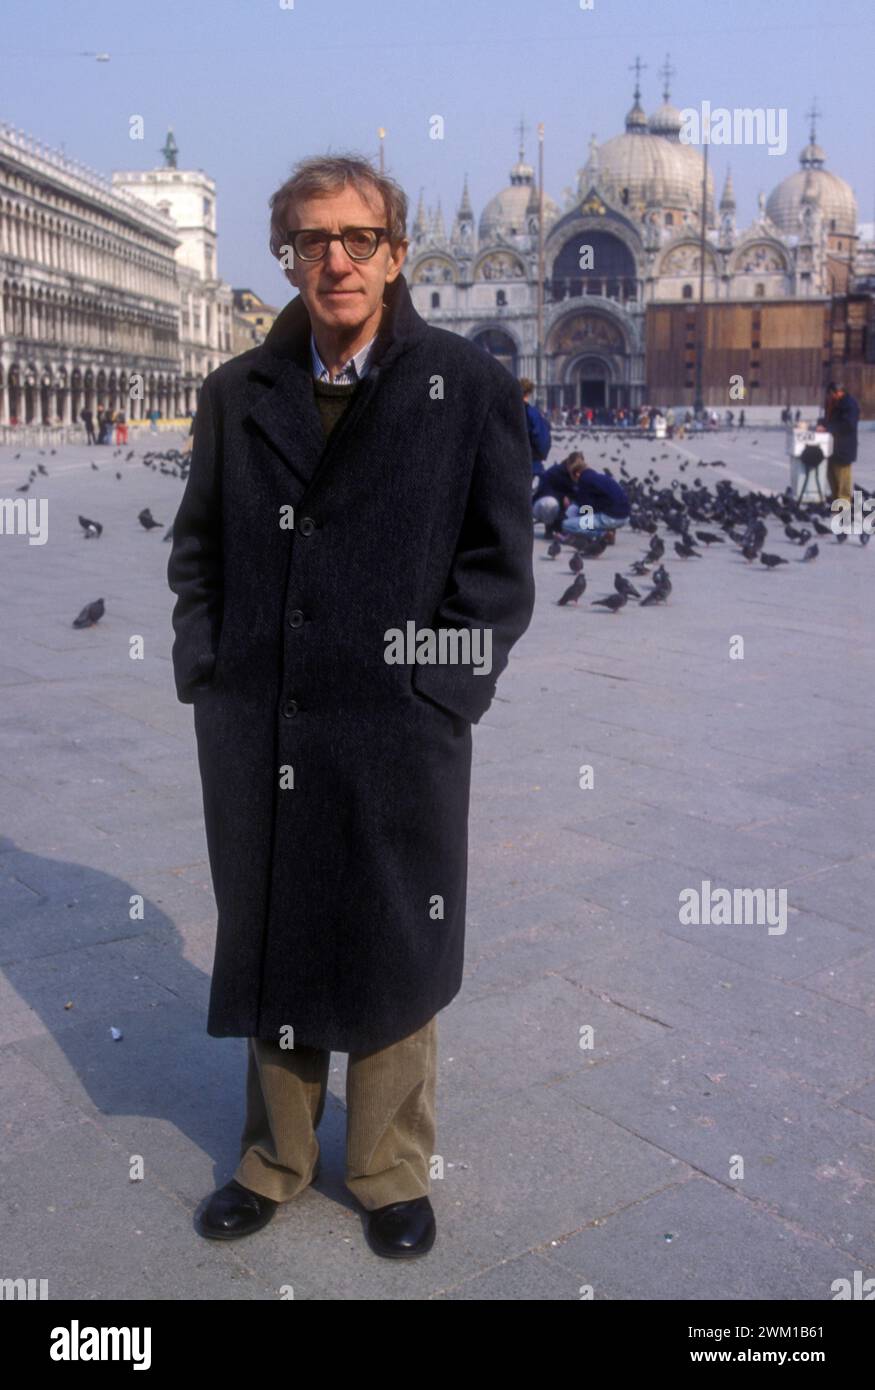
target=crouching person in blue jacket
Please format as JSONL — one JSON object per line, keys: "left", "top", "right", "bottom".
{"left": 532, "top": 453, "right": 584, "bottom": 538}
{"left": 558, "top": 451, "right": 631, "bottom": 544}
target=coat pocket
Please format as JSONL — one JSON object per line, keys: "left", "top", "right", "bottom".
{"left": 408, "top": 670, "right": 468, "bottom": 737}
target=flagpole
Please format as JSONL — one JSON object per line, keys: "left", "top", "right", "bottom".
{"left": 537, "top": 121, "right": 545, "bottom": 406}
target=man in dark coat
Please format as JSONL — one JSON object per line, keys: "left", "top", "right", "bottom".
{"left": 80, "top": 406, "right": 96, "bottom": 446}
{"left": 825, "top": 380, "right": 860, "bottom": 503}
{"left": 167, "top": 154, "right": 535, "bottom": 1258}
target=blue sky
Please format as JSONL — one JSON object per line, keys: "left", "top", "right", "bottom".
{"left": 2, "top": 0, "right": 872, "bottom": 306}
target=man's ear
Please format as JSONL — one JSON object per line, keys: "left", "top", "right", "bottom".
{"left": 384, "top": 237, "right": 408, "bottom": 284}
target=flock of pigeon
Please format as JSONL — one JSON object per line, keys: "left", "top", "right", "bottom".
{"left": 8, "top": 429, "right": 869, "bottom": 630}
{"left": 7, "top": 443, "right": 191, "bottom": 630}
{"left": 543, "top": 431, "right": 870, "bottom": 612}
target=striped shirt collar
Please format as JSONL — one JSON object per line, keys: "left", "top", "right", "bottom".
{"left": 310, "top": 331, "right": 377, "bottom": 384}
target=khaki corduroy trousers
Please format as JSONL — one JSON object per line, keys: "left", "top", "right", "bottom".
{"left": 233, "top": 1016, "right": 437, "bottom": 1211}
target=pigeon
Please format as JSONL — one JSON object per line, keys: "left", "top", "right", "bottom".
{"left": 15, "top": 483, "right": 29, "bottom": 492}
{"left": 162, "top": 524, "right": 174, "bottom": 543}
{"left": 546, "top": 538, "right": 562, "bottom": 559}
{"left": 760, "top": 552, "right": 788, "bottom": 568}
{"left": 72, "top": 598, "right": 105, "bottom": 628}
{"left": 674, "top": 539, "right": 701, "bottom": 558}
{"left": 645, "top": 536, "right": 665, "bottom": 561}
{"left": 835, "top": 532, "right": 848, "bottom": 545}
{"left": 640, "top": 582, "right": 670, "bottom": 606}
{"left": 568, "top": 552, "right": 583, "bottom": 574}
{"left": 614, "top": 573, "right": 640, "bottom": 599}
{"left": 695, "top": 530, "right": 724, "bottom": 545}
{"left": 37, "top": 463, "right": 48, "bottom": 476}
{"left": 652, "top": 564, "right": 671, "bottom": 589}
{"left": 861, "top": 531, "right": 871, "bottom": 547}
{"left": 592, "top": 591, "right": 628, "bottom": 612}
{"left": 91, "top": 462, "right": 98, "bottom": 470}
{"left": 138, "top": 507, "right": 163, "bottom": 530}
{"left": 742, "top": 541, "right": 760, "bottom": 562}
{"left": 78, "top": 515, "right": 103, "bottom": 539}
{"left": 558, "top": 574, "right": 587, "bottom": 606}
{"left": 800, "top": 544, "right": 819, "bottom": 562}
{"left": 811, "top": 516, "right": 831, "bottom": 535}
{"left": 629, "top": 559, "right": 651, "bottom": 576}
{"left": 568, "top": 533, "right": 609, "bottom": 559}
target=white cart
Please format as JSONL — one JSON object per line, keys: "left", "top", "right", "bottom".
{"left": 787, "top": 426, "right": 832, "bottom": 502}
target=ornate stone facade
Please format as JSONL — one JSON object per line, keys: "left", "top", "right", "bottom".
{"left": 405, "top": 72, "right": 868, "bottom": 410}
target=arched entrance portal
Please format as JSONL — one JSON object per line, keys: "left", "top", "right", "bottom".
{"left": 546, "top": 309, "right": 632, "bottom": 412}
{"left": 570, "top": 355, "right": 611, "bottom": 410}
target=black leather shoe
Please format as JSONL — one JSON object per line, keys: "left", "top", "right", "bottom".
{"left": 196, "top": 1179, "right": 278, "bottom": 1240}
{"left": 364, "top": 1196, "right": 436, "bottom": 1259}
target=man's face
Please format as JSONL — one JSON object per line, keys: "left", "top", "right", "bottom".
{"left": 284, "top": 184, "right": 406, "bottom": 338}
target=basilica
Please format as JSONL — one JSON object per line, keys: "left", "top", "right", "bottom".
{"left": 404, "top": 64, "right": 873, "bottom": 413}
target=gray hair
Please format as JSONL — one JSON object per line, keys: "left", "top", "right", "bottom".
{"left": 268, "top": 153, "right": 408, "bottom": 261}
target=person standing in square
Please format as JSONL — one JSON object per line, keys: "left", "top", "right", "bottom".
{"left": 167, "top": 153, "right": 535, "bottom": 1260}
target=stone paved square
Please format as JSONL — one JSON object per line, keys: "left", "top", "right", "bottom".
{"left": 1, "top": 424, "right": 873, "bottom": 1299}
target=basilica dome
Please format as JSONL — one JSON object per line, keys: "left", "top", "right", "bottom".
{"left": 479, "top": 151, "right": 560, "bottom": 241}
{"left": 766, "top": 138, "right": 857, "bottom": 237}
{"left": 648, "top": 100, "right": 684, "bottom": 141}
{"left": 584, "top": 96, "right": 714, "bottom": 218}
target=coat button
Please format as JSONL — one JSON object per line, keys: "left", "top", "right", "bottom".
{"left": 288, "top": 609, "right": 304, "bottom": 628}
{"left": 283, "top": 698, "right": 298, "bottom": 718}
{"left": 299, "top": 516, "right": 315, "bottom": 535}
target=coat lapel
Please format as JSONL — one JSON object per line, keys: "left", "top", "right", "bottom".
{"left": 243, "top": 275, "right": 429, "bottom": 494}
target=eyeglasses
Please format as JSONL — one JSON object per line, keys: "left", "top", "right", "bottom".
{"left": 286, "top": 227, "right": 388, "bottom": 261}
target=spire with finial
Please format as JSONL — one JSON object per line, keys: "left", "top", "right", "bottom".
{"left": 625, "top": 56, "right": 648, "bottom": 132}
{"left": 658, "top": 53, "right": 676, "bottom": 104}
{"left": 160, "top": 128, "right": 178, "bottom": 169}
{"left": 717, "top": 167, "right": 736, "bottom": 248}
{"left": 719, "top": 166, "right": 736, "bottom": 211}
{"left": 509, "top": 119, "right": 534, "bottom": 185}
{"left": 800, "top": 97, "right": 826, "bottom": 168}
{"left": 412, "top": 187, "right": 427, "bottom": 239}
{"left": 516, "top": 114, "right": 528, "bottom": 163}
{"left": 648, "top": 57, "right": 683, "bottom": 142}
{"left": 452, "top": 174, "right": 475, "bottom": 248}
{"left": 431, "top": 198, "right": 446, "bottom": 243}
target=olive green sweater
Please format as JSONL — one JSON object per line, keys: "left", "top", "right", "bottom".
{"left": 313, "top": 377, "right": 358, "bottom": 440}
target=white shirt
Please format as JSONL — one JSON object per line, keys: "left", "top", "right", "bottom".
{"left": 310, "top": 331, "right": 377, "bottom": 384}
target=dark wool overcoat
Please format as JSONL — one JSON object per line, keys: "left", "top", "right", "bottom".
{"left": 167, "top": 273, "right": 535, "bottom": 1052}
